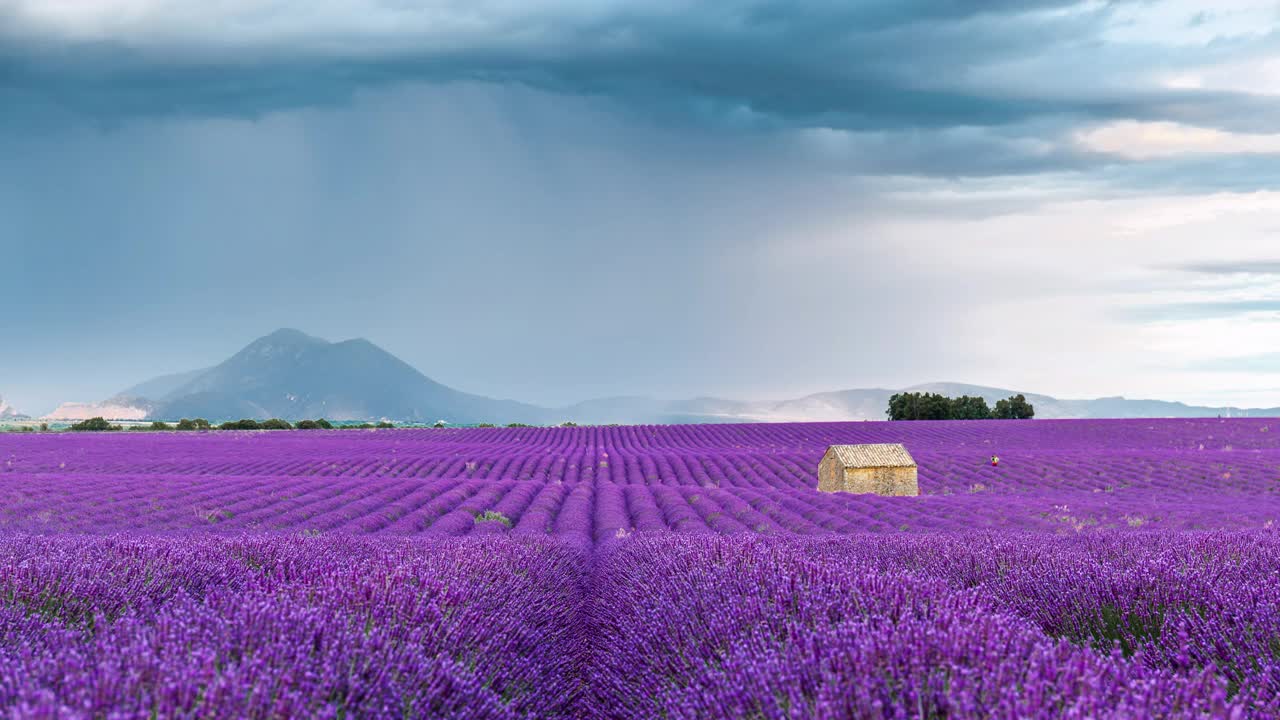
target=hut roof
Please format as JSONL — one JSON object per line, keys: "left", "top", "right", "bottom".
{"left": 826, "top": 443, "right": 916, "bottom": 468}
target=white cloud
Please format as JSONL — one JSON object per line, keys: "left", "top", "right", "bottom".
{"left": 746, "top": 180, "right": 1280, "bottom": 403}
{"left": 1103, "top": 0, "right": 1280, "bottom": 45}
{"left": 1077, "top": 121, "right": 1280, "bottom": 159}
{"left": 1101, "top": 189, "right": 1280, "bottom": 234}
{"left": 1159, "top": 56, "right": 1280, "bottom": 96}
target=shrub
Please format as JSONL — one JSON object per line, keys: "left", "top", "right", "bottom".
{"left": 560, "top": 421, "right": 578, "bottom": 427}
{"left": 376, "top": 421, "right": 395, "bottom": 429}
{"left": 260, "top": 419, "right": 292, "bottom": 431}
{"left": 149, "top": 421, "right": 172, "bottom": 431}
{"left": 477, "top": 423, "right": 496, "bottom": 428}
{"left": 295, "top": 419, "right": 333, "bottom": 430}
{"left": 474, "top": 510, "right": 513, "bottom": 528}
{"left": 506, "top": 423, "right": 532, "bottom": 428}
{"left": 218, "top": 419, "right": 263, "bottom": 431}
{"left": 68, "top": 417, "right": 117, "bottom": 432}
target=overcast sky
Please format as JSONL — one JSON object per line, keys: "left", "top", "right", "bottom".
{"left": 5, "top": 0, "right": 1280, "bottom": 414}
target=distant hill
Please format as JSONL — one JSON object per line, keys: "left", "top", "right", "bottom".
{"left": 99, "top": 329, "right": 1280, "bottom": 424}
{"left": 123, "top": 329, "right": 550, "bottom": 423}
{"left": 0, "top": 395, "right": 28, "bottom": 420}
{"left": 41, "top": 401, "right": 149, "bottom": 421}
{"left": 118, "top": 367, "right": 211, "bottom": 401}
{"left": 668, "top": 382, "right": 1280, "bottom": 422}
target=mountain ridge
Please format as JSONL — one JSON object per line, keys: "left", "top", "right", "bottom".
{"left": 66, "top": 330, "right": 1280, "bottom": 423}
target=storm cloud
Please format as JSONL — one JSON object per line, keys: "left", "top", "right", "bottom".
{"left": 4, "top": 2, "right": 1280, "bottom": 140}
{"left": 5, "top": 1, "right": 1280, "bottom": 414}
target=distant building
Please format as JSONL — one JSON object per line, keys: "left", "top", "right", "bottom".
{"left": 817, "top": 443, "right": 918, "bottom": 496}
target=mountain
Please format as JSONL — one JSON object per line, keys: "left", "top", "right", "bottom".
{"left": 118, "top": 367, "right": 211, "bottom": 401}
{"left": 554, "top": 396, "right": 669, "bottom": 425}
{"left": 667, "top": 382, "right": 1280, "bottom": 423}
{"left": 38, "top": 367, "right": 210, "bottom": 422}
{"left": 128, "top": 329, "right": 549, "bottom": 423}
{"left": 0, "top": 395, "right": 28, "bottom": 420}
{"left": 672, "top": 389, "right": 895, "bottom": 423}
{"left": 108, "top": 330, "right": 1280, "bottom": 424}
{"left": 42, "top": 401, "right": 150, "bottom": 421}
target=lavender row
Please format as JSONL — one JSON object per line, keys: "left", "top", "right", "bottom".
{"left": 803, "top": 531, "right": 1280, "bottom": 705}
{"left": 2, "top": 472, "right": 1275, "bottom": 538}
{"left": 584, "top": 533, "right": 1279, "bottom": 718}
{"left": 5, "top": 532, "right": 1279, "bottom": 718}
{"left": 6, "top": 420, "right": 1280, "bottom": 489}
{"left": 0, "top": 535, "right": 585, "bottom": 719}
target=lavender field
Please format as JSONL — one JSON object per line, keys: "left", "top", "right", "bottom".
{"left": 2, "top": 419, "right": 1280, "bottom": 717}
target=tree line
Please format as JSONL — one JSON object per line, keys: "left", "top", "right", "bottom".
{"left": 28, "top": 418, "right": 593, "bottom": 433}
{"left": 66, "top": 417, "right": 394, "bottom": 432}
{"left": 886, "top": 392, "right": 1034, "bottom": 421}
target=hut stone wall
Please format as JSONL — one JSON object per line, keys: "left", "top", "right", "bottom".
{"left": 817, "top": 453, "right": 844, "bottom": 493}
{"left": 842, "top": 465, "right": 918, "bottom": 496}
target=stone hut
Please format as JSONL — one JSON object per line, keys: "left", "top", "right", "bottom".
{"left": 817, "top": 444, "right": 918, "bottom": 496}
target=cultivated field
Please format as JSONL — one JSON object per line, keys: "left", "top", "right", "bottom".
{"left": 2, "top": 419, "right": 1279, "bottom": 717}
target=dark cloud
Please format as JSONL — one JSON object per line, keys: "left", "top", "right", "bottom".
{"left": 1, "top": 81, "right": 948, "bottom": 413}
{"left": 3, "top": 0, "right": 1276, "bottom": 138}
{"left": 7, "top": 0, "right": 1276, "bottom": 189}
{"left": 3, "top": 1, "right": 1278, "bottom": 189}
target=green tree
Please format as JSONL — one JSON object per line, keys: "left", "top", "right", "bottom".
{"left": 889, "top": 392, "right": 1027, "bottom": 421}
{"left": 261, "top": 418, "right": 292, "bottom": 430}
{"left": 887, "top": 392, "right": 952, "bottom": 421}
{"left": 218, "top": 419, "right": 263, "bottom": 430}
{"left": 886, "top": 393, "right": 909, "bottom": 421}
{"left": 992, "top": 394, "right": 1035, "bottom": 420}
{"left": 926, "top": 393, "right": 953, "bottom": 420}
{"left": 951, "top": 395, "right": 992, "bottom": 420}
{"left": 149, "top": 421, "right": 172, "bottom": 431}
